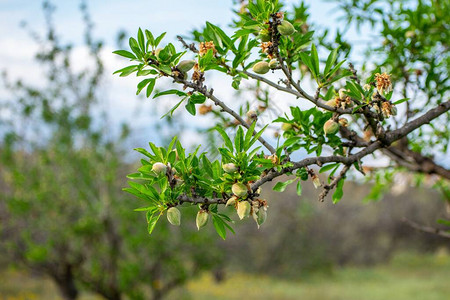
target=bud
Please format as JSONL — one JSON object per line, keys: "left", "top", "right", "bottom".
{"left": 232, "top": 182, "right": 248, "bottom": 198}
{"left": 312, "top": 174, "right": 321, "bottom": 189}
{"left": 363, "top": 84, "right": 371, "bottom": 91}
{"left": 252, "top": 61, "right": 270, "bottom": 74}
{"left": 196, "top": 210, "right": 209, "bottom": 230}
{"left": 268, "top": 59, "right": 278, "bottom": 69}
{"left": 223, "top": 163, "right": 238, "bottom": 174}
{"left": 281, "top": 123, "right": 292, "bottom": 131}
{"left": 246, "top": 110, "right": 257, "bottom": 120}
{"left": 226, "top": 196, "right": 238, "bottom": 207}
{"left": 277, "top": 20, "right": 295, "bottom": 36}
{"left": 237, "top": 201, "right": 251, "bottom": 220}
{"left": 323, "top": 119, "right": 339, "bottom": 135}
{"left": 338, "top": 118, "right": 348, "bottom": 127}
{"left": 338, "top": 88, "right": 347, "bottom": 99}
{"left": 152, "top": 162, "right": 167, "bottom": 175}
{"left": 177, "top": 60, "right": 196, "bottom": 72}
{"left": 166, "top": 207, "right": 181, "bottom": 226}
{"left": 258, "top": 29, "right": 271, "bottom": 42}
{"left": 256, "top": 208, "right": 267, "bottom": 228}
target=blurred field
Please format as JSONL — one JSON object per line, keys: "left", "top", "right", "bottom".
{"left": 174, "top": 251, "right": 450, "bottom": 300}
{"left": 2, "top": 252, "right": 449, "bottom": 300}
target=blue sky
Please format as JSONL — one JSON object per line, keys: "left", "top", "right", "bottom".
{"left": 0, "top": 0, "right": 367, "bottom": 156}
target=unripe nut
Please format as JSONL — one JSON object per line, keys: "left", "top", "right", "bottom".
{"left": 268, "top": 59, "right": 278, "bottom": 69}
{"left": 277, "top": 20, "right": 295, "bottom": 36}
{"left": 167, "top": 207, "right": 181, "bottom": 226}
{"left": 237, "top": 201, "right": 251, "bottom": 220}
{"left": 152, "top": 162, "right": 167, "bottom": 175}
{"left": 223, "top": 163, "right": 238, "bottom": 174}
{"left": 196, "top": 210, "right": 209, "bottom": 230}
{"left": 177, "top": 60, "right": 196, "bottom": 72}
{"left": 281, "top": 123, "right": 292, "bottom": 131}
{"left": 256, "top": 208, "right": 267, "bottom": 227}
{"left": 323, "top": 120, "right": 339, "bottom": 135}
{"left": 232, "top": 182, "right": 248, "bottom": 198}
{"left": 252, "top": 61, "right": 270, "bottom": 74}
{"left": 226, "top": 196, "right": 238, "bottom": 207}
{"left": 258, "top": 29, "right": 271, "bottom": 42}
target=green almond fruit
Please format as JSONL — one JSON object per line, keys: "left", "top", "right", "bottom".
{"left": 167, "top": 207, "right": 181, "bottom": 226}
{"left": 252, "top": 61, "right": 270, "bottom": 74}
{"left": 277, "top": 20, "right": 295, "bottom": 36}
{"left": 323, "top": 119, "right": 339, "bottom": 135}
{"left": 177, "top": 60, "right": 196, "bottom": 72}
{"left": 232, "top": 183, "right": 248, "bottom": 198}
{"left": 196, "top": 210, "right": 209, "bottom": 230}
{"left": 237, "top": 201, "right": 251, "bottom": 220}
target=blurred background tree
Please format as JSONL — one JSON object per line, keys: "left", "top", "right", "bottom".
{"left": 0, "top": 1, "right": 221, "bottom": 300}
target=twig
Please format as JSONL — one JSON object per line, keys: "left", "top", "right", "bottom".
{"left": 318, "top": 165, "right": 350, "bottom": 202}
{"left": 403, "top": 218, "right": 450, "bottom": 239}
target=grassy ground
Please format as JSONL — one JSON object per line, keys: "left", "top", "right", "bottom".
{"left": 1, "top": 252, "right": 449, "bottom": 300}
{"left": 172, "top": 251, "right": 450, "bottom": 300}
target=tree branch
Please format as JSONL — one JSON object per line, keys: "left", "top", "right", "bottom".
{"left": 403, "top": 218, "right": 450, "bottom": 239}
{"left": 174, "top": 78, "right": 276, "bottom": 154}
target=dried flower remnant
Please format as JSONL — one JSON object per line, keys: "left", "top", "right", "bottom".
{"left": 375, "top": 73, "right": 392, "bottom": 94}
{"left": 199, "top": 41, "right": 216, "bottom": 56}
{"left": 198, "top": 104, "right": 212, "bottom": 115}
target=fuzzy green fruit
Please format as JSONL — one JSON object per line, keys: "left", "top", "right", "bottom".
{"left": 258, "top": 29, "right": 271, "bottom": 42}
{"left": 226, "top": 196, "right": 238, "bottom": 207}
{"left": 268, "top": 59, "right": 278, "bottom": 69}
{"left": 281, "top": 123, "right": 292, "bottom": 131}
{"left": 323, "top": 120, "right": 339, "bottom": 135}
{"left": 167, "top": 207, "right": 181, "bottom": 226}
{"left": 152, "top": 162, "right": 167, "bottom": 175}
{"left": 277, "top": 20, "right": 295, "bottom": 36}
{"left": 256, "top": 208, "right": 267, "bottom": 227}
{"left": 177, "top": 60, "right": 196, "bottom": 72}
{"left": 196, "top": 210, "right": 209, "bottom": 230}
{"left": 252, "top": 61, "right": 270, "bottom": 74}
{"left": 232, "top": 183, "right": 248, "bottom": 198}
{"left": 223, "top": 163, "right": 238, "bottom": 173}
{"left": 237, "top": 201, "right": 251, "bottom": 220}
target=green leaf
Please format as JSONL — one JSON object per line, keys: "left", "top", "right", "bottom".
{"left": 113, "top": 65, "right": 138, "bottom": 77}
{"left": 146, "top": 79, "right": 156, "bottom": 97}
{"left": 154, "top": 32, "right": 166, "bottom": 48}
{"left": 296, "top": 181, "right": 302, "bottom": 196}
{"left": 145, "top": 29, "right": 154, "bottom": 46}
{"left": 244, "top": 121, "right": 256, "bottom": 151}
{"left": 185, "top": 100, "right": 196, "bottom": 115}
{"left": 216, "top": 127, "right": 234, "bottom": 151}
{"left": 332, "top": 179, "right": 344, "bottom": 204}
{"left": 153, "top": 89, "right": 187, "bottom": 98}
{"left": 273, "top": 179, "right": 296, "bottom": 192}
{"left": 320, "top": 163, "right": 339, "bottom": 173}
{"left": 234, "top": 126, "right": 244, "bottom": 153}
{"left": 137, "top": 28, "right": 145, "bottom": 52}
{"left": 393, "top": 98, "right": 409, "bottom": 105}
{"left": 161, "top": 98, "right": 186, "bottom": 119}
{"left": 113, "top": 50, "right": 136, "bottom": 60}
{"left": 146, "top": 211, "right": 161, "bottom": 235}
{"left": 212, "top": 214, "right": 227, "bottom": 240}
{"left": 310, "top": 43, "right": 320, "bottom": 79}
{"left": 324, "top": 47, "right": 340, "bottom": 75}
{"left": 136, "top": 79, "right": 152, "bottom": 95}
{"left": 249, "top": 124, "right": 268, "bottom": 149}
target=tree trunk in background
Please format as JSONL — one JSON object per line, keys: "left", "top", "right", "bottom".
{"left": 52, "top": 265, "right": 79, "bottom": 300}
